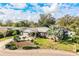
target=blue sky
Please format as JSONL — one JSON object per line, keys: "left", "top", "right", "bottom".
{"left": 0, "top": 3, "right": 79, "bottom": 22}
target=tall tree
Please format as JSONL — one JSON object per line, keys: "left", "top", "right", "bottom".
{"left": 56, "top": 14, "right": 72, "bottom": 27}
{"left": 38, "top": 14, "right": 56, "bottom": 27}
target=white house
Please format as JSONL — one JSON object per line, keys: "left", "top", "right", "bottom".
{"left": 20, "top": 27, "right": 49, "bottom": 40}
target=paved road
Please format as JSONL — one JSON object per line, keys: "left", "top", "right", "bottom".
{"left": 0, "top": 49, "right": 77, "bottom": 56}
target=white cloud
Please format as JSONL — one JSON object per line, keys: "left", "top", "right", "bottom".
{"left": 10, "top": 3, "right": 26, "bottom": 8}
{"left": 0, "top": 3, "right": 59, "bottom": 23}
{"left": 0, "top": 8, "right": 40, "bottom": 23}
{"left": 42, "top": 3, "right": 58, "bottom": 14}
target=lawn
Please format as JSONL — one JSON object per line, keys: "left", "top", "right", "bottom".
{"left": 76, "top": 44, "right": 79, "bottom": 52}
{"left": 34, "top": 38, "right": 55, "bottom": 48}
{"left": 0, "top": 36, "right": 13, "bottom": 41}
{"left": 55, "top": 43, "right": 75, "bottom": 52}
{"left": 33, "top": 38, "right": 75, "bottom": 52}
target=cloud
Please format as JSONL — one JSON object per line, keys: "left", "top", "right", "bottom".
{"left": 42, "top": 3, "right": 58, "bottom": 14}
{"left": 52, "top": 3, "right": 79, "bottom": 18}
{"left": 0, "top": 7, "right": 40, "bottom": 23}
{"left": 0, "top": 3, "right": 78, "bottom": 23}
{"left": 0, "top": 3, "right": 62, "bottom": 22}
{"left": 9, "top": 3, "right": 26, "bottom": 9}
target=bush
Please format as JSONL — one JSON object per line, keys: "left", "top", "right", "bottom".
{"left": 5, "top": 30, "right": 21, "bottom": 37}
{"left": 70, "top": 36, "right": 79, "bottom": 43}
{"left": 13, "top": 35, "right": 21, "bottom": 42}
{"left": 22, "top": 45, "right": 40, "bottom": 50}
{"left": 76, "top": 49, "right": 79, "bottom": 52}
{"left": 5, "top": 30, "right": 13, "bottom": 36}
{"left": 34, "top": 41, "right": 39, "bottom": 45}
{"left": 5, "top": 42, "right": 18, "bottom": 50}
{"left": 31, "top": 40, "right": 34, "bottom": 42}
{"left": 0, "top": 32, "right": 4, "bottom": 38}
{"left": 12, "top": 30, "right": 21, "bottom": 36}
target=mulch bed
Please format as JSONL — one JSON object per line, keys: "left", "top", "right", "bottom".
{"left": 14, "top": 41, "right": 35, "bottom": 47}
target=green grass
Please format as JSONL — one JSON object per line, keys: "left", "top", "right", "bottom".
{"left": 55, "top": 43, "right": 75, "bottom": 52}
{"left": 33, "top": 38, "right": 75, "bottom": 52}
{"left": 0, "top": 36, "right": 13, "bottom": 41}
{"left": 76, "top": 44, "right": 79, "bottom": 52}
{"left": 34, "top": 38, "right": 50, "bottom": 45}
{"left": 76, "top": 44, "right": 79, "bottom": 49}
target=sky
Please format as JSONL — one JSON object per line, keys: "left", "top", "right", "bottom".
{"left": 0, "top": 3, "right": 79, "bottom": 22}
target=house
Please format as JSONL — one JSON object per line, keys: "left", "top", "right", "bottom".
{"left": 20, "top": 27, "right": 49, "bottom": 40}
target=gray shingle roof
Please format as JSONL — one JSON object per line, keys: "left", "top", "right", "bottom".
{"left": 23, "top": 27, "right": 49, "bottom": 33}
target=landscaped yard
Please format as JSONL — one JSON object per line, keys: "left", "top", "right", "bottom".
{"left": 33, "top": 38, "right": 56, "bottom": 48}
{"left": 33, "top": 38, "right": 75, "bottom": 52}
{"left": 4, "top": 37, "right": 76, "bottom": 52}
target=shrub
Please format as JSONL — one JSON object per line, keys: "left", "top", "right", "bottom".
{"left": 22, "top": 45, "right": 40, "bottom": 50}
{"left": 5, "top": 30, "right": 13, "bottom": 36}
{"left": 0, "top": 32, "right": 4, "bottom": 38}
{"left": 34, "top": 41, "right": 39, "bottom": 45}
{"left": 70, "top": 36, "right": 79, "bottom": 43}
{"left": 12, "top": 30, "right": 21, "bottom": 36}
{"left": 13, "top": 35, "right": 21, "bottom": 42}
{"left": 31, "top": 40, "right": 34, "bottom": 42}
{"left": 5, "top": 42, "right": 18, "bottom": 50}
{"left": 5, "top": 30, "right": 21, "bottom": 37}
{"left": 76, "top": 49, "right": 79, "bottom": 52}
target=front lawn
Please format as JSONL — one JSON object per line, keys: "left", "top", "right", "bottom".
{"left": 34, "top": 38, "right": 55, "bottom": 48}
{"left": 4, "top": 37, "right": 76, "bottom": 52}
{"left": 33, "top": 38, "right": 75, "bottom": 52}
{"left": 76, "top": 44, "right": 79, "bottom": 52}
{"left": 0, "top": 36, "right": 13, "bottom": 41}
